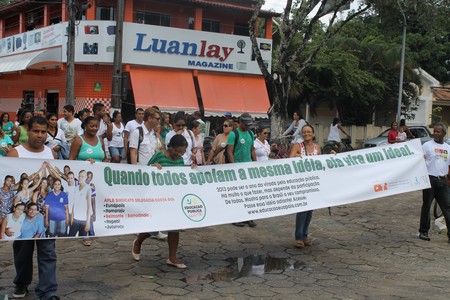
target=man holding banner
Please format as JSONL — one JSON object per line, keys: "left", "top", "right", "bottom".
{"left": 418, "top": 123, "right": 450, "bottom": 242}
{"left": 7, "top": 116, "right": 59, "bottom": 300}
{"left": 227, "top": 113, "right": 257, "bottom": 228}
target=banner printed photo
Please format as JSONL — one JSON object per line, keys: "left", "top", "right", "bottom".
{"left": 0, "top": 139, "right": 430, "bottom": 241}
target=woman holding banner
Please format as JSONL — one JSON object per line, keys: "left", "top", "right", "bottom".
{"left": 289, "top": 124, "right": 321, "bottom": 248}
{"left": 132, "top": 135, "right": 191, "bottom": 269}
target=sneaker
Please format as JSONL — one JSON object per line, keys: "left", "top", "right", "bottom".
{"left": 247, "top": 220, "right": 257, "bottom": 227}
{"left": 419, "top": 232, "right": 431, "bottom": 241}
{"left": 232, "top": 222, "right": 246, "bottom": 227}
{"left": 150, "top": 232, "right": 168, "bottom": 240}
{"left": 13, "top": 285, "right": 28, "bottom": 298}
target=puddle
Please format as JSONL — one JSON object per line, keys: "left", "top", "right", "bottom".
{"left": 183, "top": 254, "right": 304, "bottom": 284}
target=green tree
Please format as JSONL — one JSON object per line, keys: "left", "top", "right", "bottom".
{"left": 250, "top": 0, "right": 371, "bottom": 137}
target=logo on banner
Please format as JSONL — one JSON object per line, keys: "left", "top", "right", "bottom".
{"left": 181, "top": 194, "right": 206, "bottom": 222}
{"left": 373, "top": 183, "right": 388, "bottom": 192}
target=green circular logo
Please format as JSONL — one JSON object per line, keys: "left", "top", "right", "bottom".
{"left": 181, "top": 194, "right": 206, "bottom": 222}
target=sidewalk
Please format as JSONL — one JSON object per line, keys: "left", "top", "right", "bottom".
{"left": 1, "top": 191, "right": 449, "bottom": 299}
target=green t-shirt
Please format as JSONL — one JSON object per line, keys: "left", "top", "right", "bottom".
{"left": 147, "top": 151, "right": 184, "bottom": 167}
{"left": 227, "top": 128, "right": 254, "bottom": 163}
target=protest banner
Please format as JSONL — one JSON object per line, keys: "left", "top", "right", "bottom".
{"left": 0, "top": 139, "right": 430, "bottom": 241}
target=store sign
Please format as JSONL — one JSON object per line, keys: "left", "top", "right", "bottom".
{"left": 0, "top": 24, "right": 63, "bottom": 57}
{"left": 1, "top": 21, "right": 272, "bottom": 75}
{"left": 123, "top": 22, "right": 272, "bottom": 75}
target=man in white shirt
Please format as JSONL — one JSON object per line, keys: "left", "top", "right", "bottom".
{"left": 57, "top": 104, "right": 82, "bottom": 146}
{"left": 7, "top": 116, "right": 59, "bottom": 300}
{"left": 129, "top": 108, "right": 160, "bottom": 165}
{"left": 419, "top": 122, "right": 450, "bottom": 242}
{"left": 129, "top": 107, "right": 167, "bottom": 243}
{"left": 124, "top": 108, "right": 145, "bottom": 162}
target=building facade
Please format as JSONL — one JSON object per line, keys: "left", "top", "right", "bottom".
{"left": 0, "top": 0, "right": 275, "bottom": 121}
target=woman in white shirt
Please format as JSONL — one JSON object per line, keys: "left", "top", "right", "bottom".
{"left": 165, "top": 111, "right": 197, "bottom": 166}
{"left": 254, "top": 126, "right": 271, "bottom": 161}
{"left": 283, "top": 111, "right": 307, "bottom": 144}
{"left": 46, "top": 114, "right": 68, "bottom": 159}
{"left": 109, "top": 111, "right": 125, "bottom": 163}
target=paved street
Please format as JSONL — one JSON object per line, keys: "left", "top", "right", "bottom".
{"left": 1, "top": 190, "right": 450, "bottom": 299}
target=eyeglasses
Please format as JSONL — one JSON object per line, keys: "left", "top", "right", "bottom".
{"left": 153, "top": 117, "right": 160, "bottom": 121}
{"left": 175, "top": 123, "right": 186, "bottom": 128}
{"left": 223, "top": 124, "right": 230, "bottom": 127}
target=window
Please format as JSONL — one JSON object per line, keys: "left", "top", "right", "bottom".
{"left": 202, "top": 19, "right": 220, "bottom": 33}
{"left": 23, "top": 91, "right": 35, "bottom": 111}
{"left": 135, "top": 11, "right": 170, "bottom": 27}
{"left": 96, "top": 7, "right": 115, "bottom": 21}
{"left": 234, "top": 23, "right": 249, "bottom": 36}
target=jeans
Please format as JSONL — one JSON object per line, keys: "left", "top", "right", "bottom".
{"left": 48, "top": 220, "right": 66, "bottom": 237}
{"left": 419, "top": 176, "right": 450, "bottom": 238}
{"left": 88, "top": 215, "right": 95, "bottom": 237}
{"left": 13, "top": 239, "right": 57, "bottom": 300}
{"left": 68, "top": 219, "right": 88, "bottom": 237}
{"left": 295, "top": 210, "right": 313, "bottom": 241}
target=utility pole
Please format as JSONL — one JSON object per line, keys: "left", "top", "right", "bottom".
{"left": 65, "top": 0, "right": 76, "bottom": 105}
{"left": 111, "top": 0, "right": 124, "bottom": 111}
{"left": 396, "top": 1, "right": 407, "bottom": 124}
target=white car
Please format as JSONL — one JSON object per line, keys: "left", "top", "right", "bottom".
{"left": 363, "top": 126, "right": 433, "bottom": 148}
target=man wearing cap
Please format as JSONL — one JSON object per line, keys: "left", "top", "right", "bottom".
{"left": 227, "top": 113, "right": 257, "bottom": 227}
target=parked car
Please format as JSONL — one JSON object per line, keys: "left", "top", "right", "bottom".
{"left": 363, "top": 125, "right": 433, "bottom": 148}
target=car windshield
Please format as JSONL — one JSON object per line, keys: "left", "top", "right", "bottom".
{"left": 378, "top": 129, "right": 391, "bottom": 137}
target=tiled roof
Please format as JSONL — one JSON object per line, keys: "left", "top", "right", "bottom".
{"left": 433, "top": 86, "right": 450, "bottom": 101}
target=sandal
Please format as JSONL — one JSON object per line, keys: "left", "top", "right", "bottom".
{"left": 294, "top": 240, "right": 304, "bottom": 248}
{"left": 303, "top": 238, "right": 313, "bottom": 246}
{"left": 82, "top": 239, "right": 92, "bottom": 247}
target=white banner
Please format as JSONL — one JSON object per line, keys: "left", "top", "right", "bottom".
{"left": 0, "top": 139, "right": 429, "bottom": 241}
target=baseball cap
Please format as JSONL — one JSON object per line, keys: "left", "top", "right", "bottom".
{"left": 239, "top": 113, "right": 255, "bottom": 126}
{"left": 224, "top": 112, "right": 232, "bottom": 117}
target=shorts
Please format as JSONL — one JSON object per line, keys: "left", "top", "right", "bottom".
{"left": 109, "top": 147, "right": 125, "bottom": 158}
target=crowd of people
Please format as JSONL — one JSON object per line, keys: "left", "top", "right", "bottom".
{"left": 0, "top": 104, "right": 449, "bottom": 300}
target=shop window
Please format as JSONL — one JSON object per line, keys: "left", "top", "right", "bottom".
{"left": 188, "top": 17, "right": 195, "bottom": 29}
{"left": 234, "top": 23, "right": 249, "bottom": 36}
{"left": 23, "top": 91, "right": 35, "bottom": 111}
{"left": 135, "top": 11, "right": 170, "bottom": 27}
{"left": 96, "top": 7, "right": 115, "bottom": 21}
{"left": 202, "top": 19, "right": 220, "bottom": 33}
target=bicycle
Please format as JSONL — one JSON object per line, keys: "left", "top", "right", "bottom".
{"left": 322, "top": 137, "right": 354, "bottom": 154}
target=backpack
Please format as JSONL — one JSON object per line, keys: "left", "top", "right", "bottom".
{"left": 225, "top": 129, "right": 254, "bottom": 163}
{"left": 126, "top": 126, "right": 144, "bottom": 164}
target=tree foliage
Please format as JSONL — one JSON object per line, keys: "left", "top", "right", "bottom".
{"left": 250, "top": 0, "right": 371, "bottom": 136}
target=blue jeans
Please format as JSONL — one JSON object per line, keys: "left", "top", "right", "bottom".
{"left": 13, "top": 239, "right": 57, "bottom": 300}
{"left": 295, "top": 211, "right": 313, "bottom": 241}
{"left": 419, "top": 176, "right": 450, "bottom": 238}
{"left": 48, "top": 220, "right": 66, "bottom": 237}
{"left": 68, "top": 219, "right": 88, "bottom": 237}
